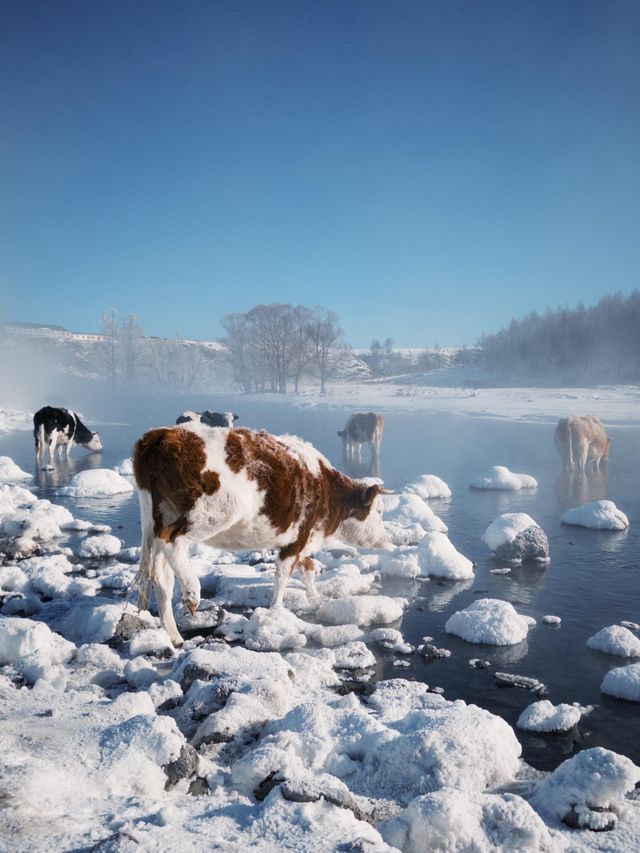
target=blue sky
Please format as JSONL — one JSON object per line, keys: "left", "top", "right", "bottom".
{"left": 2, "top": 0, "right": 639, "bottom": 347}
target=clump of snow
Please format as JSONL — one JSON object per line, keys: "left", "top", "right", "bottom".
{"left": 244, "top": 607, "right": 308, "bottom": 651}
{"left": 530, "top": 747, "right": 640, "bottom": 830}
{"left": 68, "top": 643, "right": 125, "bottom": 689}
{"left": 543, "top": 615, "right": 561, "bottom": 625}
{"left": 17, "top": 553, "right": 95, "bottom": 600}
{"left": 78, "top": 533, "right": 122, "bottom": 559}
{"left": 417, "top": 532, "right": 474, "bottom": 579}
{"left": 0, "top": 616, "right": 75, "bottom": 685}
{"left": 587, "top": 625, "right": 640, "bottom": 658}
{"left": 328, "top": 640, "right": 376, "bottom": 670}
{"left": 0, "top": 486, "right": 77, "bottom": 557}
{"left": 601, "top": 663, "right": 640, "bottom": 702}
{"left": 55, "top": 469, "right": 134, "bottom": 498}
{"left": 129, "top": 627, "right": 175, "bottom": 657}
{"left": 445, "top": 599, "right": 531, "bottom": 646}
{"left": 404, "top": 474, "right": 451, "bottom": 500}
{"left": 0, "top": 456, "right": 32, "bottom": 481}
{"left": 562, "top": 500, "right": 629, "bottom": 531}
{"left": 377, "top": 549, "right": 421, "bottom": 578}
{"left": 316, "top": 594, "right": 404, "bottom": 626}
{"left": 54, "top": 599, "right": 130, "bottom": 645}
{"left": 369, "top": 628, "right": 413, "bottom": 654}
{"left": 470, "top": 465, "right": 537, "bottom": 491}
{"left": 382, "top": 492, "right": 447, "bottom": 533}
{"left": 516, "top": 700, "right": 583, "bottom": 733}
{"left": 383, "top": 788, "right": 552, "bottom": 853}
{"left": 114, "top": 457, "right": 134, "bottom": 476}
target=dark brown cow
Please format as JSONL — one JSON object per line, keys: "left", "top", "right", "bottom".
{"left": 555, "top": 415, "right": 611, "bottom": 470}
{"left": 133, "top": 423, "right": 390, "bottom": 645}
{"left": 338, "top": 412, "right": 384, "bottom": 459}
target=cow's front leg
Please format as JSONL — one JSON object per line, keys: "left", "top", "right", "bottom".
{"left": 161, "top": 538, "right": 200, "bottom": 617}
{"left": 298, "top": 555, "right": 321, "bottom": 605}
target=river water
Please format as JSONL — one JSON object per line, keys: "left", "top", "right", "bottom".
{"left": 2, "top": 392, "right": 639, "bottom": 772}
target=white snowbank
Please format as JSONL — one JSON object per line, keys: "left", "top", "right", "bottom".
{"left": 0, "top": 456, "right": 32, "bottom": 481}
{"left": 55, "top": 469, "right": 134, "bottom": 498}
{"left": 78, "top": 533, "right": 122, "bottom": 559}
{"left": 530, "top": 747, "right": 640, "bottom": 830}
{"left": 445, "top": 599, "right": 532, "bottom": 646}
{"left": 562, "top": 500, "right": 629, "bottom": 530}
{"left": 482, "top": 513, "right": 538, "bottom": 551}
{"left": 470, "top": 465, "right": 537, "bottom": 491}
{"left": 383, "top": 788, "right": 552, "bottom": 853}
{"left": 516, "top": 700, "right": 583, "bottom": 733}
{"left": 418, "top": 532, "right": 474, "bottom": 579}
{"left": 587, "top": 625, "right": 640, "bottom": 657}
{"left": 601, "top": 663, "right": 640, "bottom": 702}
{"left": 0, "top": 616, "right": 75, "bottom": 685}
{"left": 316, "top": 595, "right": 404, "bottom": 626}
{"left": 404, "top": 474, "right": 451, "bottom": 500}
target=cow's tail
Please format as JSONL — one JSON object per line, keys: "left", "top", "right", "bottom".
{"left": 135, "top": 488, "right": 155, "bottom": 611}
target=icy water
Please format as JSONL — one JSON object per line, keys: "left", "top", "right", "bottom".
{"left": 2, "top": 393, "right": 639, "bottom": 772}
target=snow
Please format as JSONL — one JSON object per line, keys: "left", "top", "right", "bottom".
{"left": 0, "top": 455, "right": 32, "bottom": 481}
{"left": 417, "top": 532, "right": 474, "bottom": 579}
{"left": 114, "top": 457, "right": 134, "bottom": 475}
{"left": 445, "top": 598, "right": 532, "bottom": 646}
{"left": 404, "top": 473, "right": 451, "bottom": 500}
{"left": 382, "top": 492, "right": 447, "bottom": 533}
{"left": 383, "top": 788, "right": 553, "bottom": 853}
{"left": 601, "top": 663, "right": 640, "bottom": 702}
{"left": 562, "top": 499, "right": 630, "bottom": 530}
{"left": 516, "top": 699, "right": 583, "bottom": 732}
{"left": 470, "top": 465, "right": 537, "bottom": 490}
{"left": 587, "top": 625, "right": 640, "bottom": 657}
{"left": 129, "top": 627, "right": 175, "bottom": 657}
{"left": 316, "top": 594, "right": 404, "bottom": 626}
{"left": 0, "top": 407, "right": 32, "bottom": 433}
{"left": 543, "top": 615, "right": 561, "bottom": 625}
{"left": 78, "top": 533, "right": 122, "bottom": 558}
{"left": 55, "top": 468, "right": 135, "bottom": 498}
{"left": 530, "top": 747, "right": 640, "bottom": 831}
{"left": 0, "top": 616, "right": 75, "bottom": 685}
{"left": 481, "top": 512, "right": 539, "bottom": 551}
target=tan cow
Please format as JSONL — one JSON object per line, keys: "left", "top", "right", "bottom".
{"left": 338, "top": 412, "right": 384, "bottom": 459}
{"left": 133, "top": 423, "right": 390, "bottom": 645}
{"left": 555, "top": 415, "right": 611, "bottom": 470}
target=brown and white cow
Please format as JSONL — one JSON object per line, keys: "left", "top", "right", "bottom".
{"left": 133, "top": 423, "right": 390, "bottom": 645}
{"left": 555, "top": 415, "right": 611, "bottom": 470}
{"left": 338, "top": 412, "right": 384, "bottom": 459}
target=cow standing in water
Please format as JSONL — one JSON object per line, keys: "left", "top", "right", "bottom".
{"left": 338, "top": 412, "right": 384, "bottom": 459}
{"left": 555, "top": 415, "right": 611, "bottom": 470}
{"left": 133, "top": 423, "right": 390, "bottom": 645}
{"left": 33, "top": 406, "right": 102, "bottom": 464}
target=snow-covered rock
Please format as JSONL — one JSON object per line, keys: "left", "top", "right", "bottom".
{"left": 530, "top": 747, "right": 640, "bottom": 830}
{"left": 562, "top": 500, "right": 629, "bottom": 530}
{"left": 316, "top": 595, "right": 404, "bottom": 626}
{"left": 0, "top": 456, "right": 32, "bottom": 481}
{"left": 244, "top": 607, "right": 308, "bottom": 651}
{"left": 445, "top": 598, "right": 532, "bottom": 646}
{"left": 114, "top": 457, "right": 134, "bottom": 476}
{"left": 129, "top": 627, "right": 175, "bottom": 657}
{"left": 587, "top": 625, "right": 640, "bottom": 658}
{"left": 78, "top": 533, "right": 122, "bottom": 559}
{"left": 482, "top": 513, "right": 549, "bottom": 562}
{"left": 383, "top": 788, "right": 552, "bottom": 853}
{"left": 369, "top": 627, "right": 413, "bottom": 654}
{"left": 0, "top": 492, "right": 76, "bottom": 558}
{"left": 417, "top": 532, "right": 474, "bottom": 579}
{"left": 404, "top": 474, "right": 451, "bottom": 500}
{"left": 601, "top": 663, "right": 640, "bottom": 702}
{"left": 0, "top": 616, "right": 75, "bottom": 685}
{"left": 382, "top": 492, "right": 447, "bottom": 533}
{"left": 377, "top": 549, "right": 422, "bottom": 578}
{"left": 55, "top": 469, "right": 134, "bottom": 498}
{"left": 516, "top": 700, "right": 583, "bottom": 733}
{"left": 470, "top": 465, "right": 537, "bottom": 491}
{"left": 543, "top": 615, "right": 561, "bottom": 626}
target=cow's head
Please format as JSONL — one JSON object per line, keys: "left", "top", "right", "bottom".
{"left": 85, "top": 432, "right": 102, "bottom": 452}
{"left": 338, "top": 484, "right": 390, "bottom": 548}
{"left": 337, "top": 429, "right": 346, "bottom": 438}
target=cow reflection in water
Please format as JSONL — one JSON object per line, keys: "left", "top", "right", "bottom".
{"left": 341, "top": 451, "right": 383, "bottom": 482}
{"left": 556, "top": 465, "right": 608, "bottom": 510}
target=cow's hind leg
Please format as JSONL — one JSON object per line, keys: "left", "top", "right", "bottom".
{"left": 153, "top": 550, "right": 183, "bottom": 647}
{"left": 298, "top": 556, "right": 320, "bottom": 604}
{"left": 161, "top": 538, "right": 200, "bottom": 618}
{"left": 271, "top": 551, "right": 298, "bottom": 608}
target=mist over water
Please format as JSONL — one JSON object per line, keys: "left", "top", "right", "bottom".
{"left": 2, "top": 388, "right": 639, "bottom": 773}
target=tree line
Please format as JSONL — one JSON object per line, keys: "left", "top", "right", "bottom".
{"left": 479, "top": 291, "right": 640, "bottom": 382}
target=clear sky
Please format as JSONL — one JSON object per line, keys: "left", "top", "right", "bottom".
{"left": 2, "top": 0, "right": 639, "bottom": 347}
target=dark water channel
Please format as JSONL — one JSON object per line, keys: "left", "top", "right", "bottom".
{"left": 2, "top": 392, "right": 639, "bottom": 772}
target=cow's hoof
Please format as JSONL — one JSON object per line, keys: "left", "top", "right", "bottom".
{"left": 170, "top": 633, "right": 184, "bottom": 648}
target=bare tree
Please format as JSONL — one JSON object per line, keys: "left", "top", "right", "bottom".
{"left": 289, "top": 305, "right": 314, "bottom": 393}
{"left": 120, "top": 314, "right": 144, "bottom": 384}
{"left": 100, "top": 309, "right": 119, "bottom": 382}
{"left": 307, "top": 307, "right": 345, "bottom": 394}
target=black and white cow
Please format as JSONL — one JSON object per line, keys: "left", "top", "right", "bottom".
{"left": 176, "top": 410, "right": 238, "bottom": 428}
{"left": 33, "top": 406, "right": 102, "bottom": 463}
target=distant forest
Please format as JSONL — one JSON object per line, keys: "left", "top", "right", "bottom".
{"left": 480, "top": 291, "right": 640, "bottom": 383}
